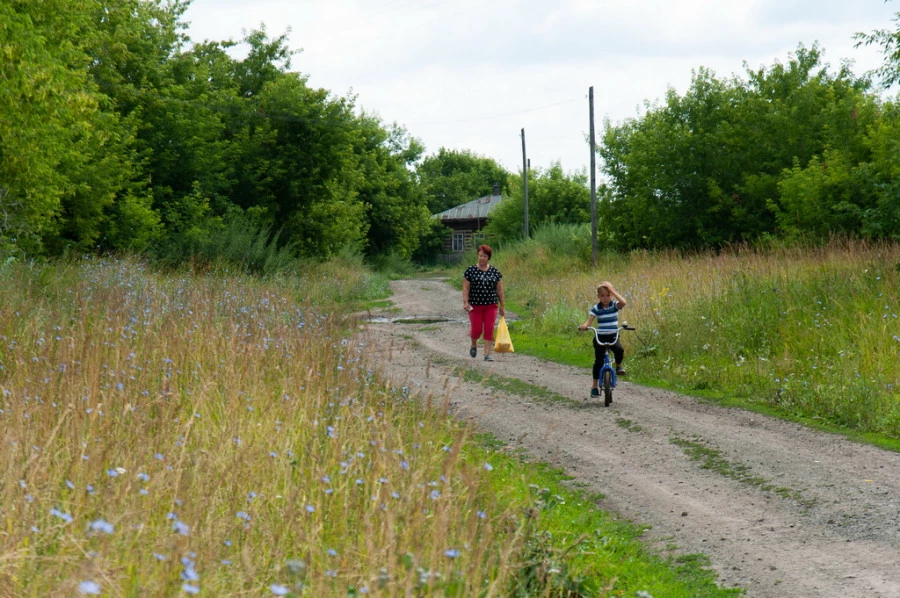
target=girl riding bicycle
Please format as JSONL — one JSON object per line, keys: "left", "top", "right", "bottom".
{"left": 578, "top": 281, "right": 628, "bottom": 397}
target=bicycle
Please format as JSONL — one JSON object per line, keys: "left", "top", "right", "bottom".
{"left": 581, "top": 323, "right": 635, "bottom": 407}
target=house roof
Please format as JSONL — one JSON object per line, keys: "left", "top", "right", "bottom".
{"left": 433, "top": 193, "right": 504, "bottom": 221}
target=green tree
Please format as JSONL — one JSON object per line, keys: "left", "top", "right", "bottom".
{"left": 417, "top": 148, "right": 510, "bottom": 213}
{"left": 227, "top": 71, "right": 366, "bottom": 257}
{"left": 858, "top": 101, "right": 900, "bottom": 239}
{"left": 599, "top": 45, "right": 878, "bottom": 249}
{"left": 485, "top": 162, "right": 590, "bottom": 243}
{"left": 853, "top": 9, "right": 900, "bottom": 240}
{"left": 231, "top": 27, "right": 294, "bottom": 98}
{"left": 7, "top": 2, "right": 602, "bottom": 261}
{"left": 0, "top": 0, "right": 160, "bottom": 255}
{"left": 353, "top": 117, "right": 430, "bottom": 258}
{"left": 774, "top": 148, "right": 874, "bottom": 239}
{"left": 598, "top": 72, "right": 733, "bottom": 250}
{"left": 87, "top": 1, "right": 241, "bottom": 255}
{"left": 0, "top": 0, "right": 86, "bottom": 254}
{"left": 854, "top": 9, "right": 900, "bottom": 88}
{"left": 738, "top": 46, "right": 875, "bottom": 239}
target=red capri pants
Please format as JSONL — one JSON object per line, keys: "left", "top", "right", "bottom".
{"left": 468, "top": 303, "right": 499, "bottom": 342}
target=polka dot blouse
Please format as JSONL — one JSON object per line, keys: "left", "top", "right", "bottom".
{"left": 464, "top": 265, "right": 503, "bottom": 305}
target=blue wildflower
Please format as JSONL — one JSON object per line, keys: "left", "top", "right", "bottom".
{"left": 78, "top": 580, "right": 101, "bottom": 595}
{"left": 181, "top": 565, "right": 199, "bottom": 581}
{"left": 50, "top": 508, "right": 73, "bottom": 523}
{"left": 89, "top": 519, "right": 114, "bottom": 534}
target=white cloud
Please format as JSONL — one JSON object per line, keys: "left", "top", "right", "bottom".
{"left": 183, "top": 0, "right": 900, "bottom": 174}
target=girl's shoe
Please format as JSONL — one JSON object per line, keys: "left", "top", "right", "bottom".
{"left": 469, "top": 347, "right": 477, "bottom": 358}
{"left": 590, "top": 388, "right": 600, "bottom": 397}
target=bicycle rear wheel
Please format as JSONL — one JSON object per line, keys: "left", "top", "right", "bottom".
{"left": 602, "top": 370, "right": 613, "bottom": 407}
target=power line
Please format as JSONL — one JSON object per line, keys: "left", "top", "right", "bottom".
{"left": 411, "top": 98, "right": 582, "bottom": 126}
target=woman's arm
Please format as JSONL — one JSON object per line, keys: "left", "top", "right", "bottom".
{"left": 463, "top": 279, "right": 471, "bottom": 311}
{"left": 496, "top": 281, "right": 505, "bottom": 316}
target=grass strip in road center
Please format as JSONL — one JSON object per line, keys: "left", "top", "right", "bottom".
{"left": 670, "top": 435, "right": 814, "bottom": 508}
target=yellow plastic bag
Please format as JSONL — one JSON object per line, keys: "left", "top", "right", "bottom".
{"left": 494, "top": 316, "right": 514, "bottom": 353}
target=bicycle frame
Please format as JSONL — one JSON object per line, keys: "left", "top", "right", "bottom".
{"left": 583, "top": 324, "right": 633, "bottom": 406}
{"left": 590, "top": 327, "right": 621, "bottom": 384}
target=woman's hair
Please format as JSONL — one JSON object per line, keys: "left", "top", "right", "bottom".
{"left": 477, "top": 244, "right": 492, "bottom": 259}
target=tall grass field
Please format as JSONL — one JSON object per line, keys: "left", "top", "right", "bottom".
{"left": 0, "top": 256, "right": 735, "bottom": 597}
{"left": 495, "top": 228, "right": 900, "bottom": 447}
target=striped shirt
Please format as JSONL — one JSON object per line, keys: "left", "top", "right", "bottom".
{"left": 589, "top": 300, "right": 621, "bottom": 334}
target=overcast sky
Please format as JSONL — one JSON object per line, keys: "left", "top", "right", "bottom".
{"left": 182, "top": 0, "right": 899, "bottom": 176}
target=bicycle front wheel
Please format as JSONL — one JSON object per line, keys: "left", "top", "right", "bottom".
{"left": 602, "top": 370, "right": 613, "bottom": 407}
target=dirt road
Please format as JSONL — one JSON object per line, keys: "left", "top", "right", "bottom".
{"left": 360, "top": 278, "right": 900, "bottom": 597}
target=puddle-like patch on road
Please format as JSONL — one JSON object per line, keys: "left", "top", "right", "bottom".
{"left": 364, "top": 316, "right": 466, "bottom": 324}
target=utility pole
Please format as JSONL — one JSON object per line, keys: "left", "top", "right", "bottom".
{"left": 521, "top": 128, "right": 529, "bottom": 239}
{"left": 589, "top": 86, "right": 598, "bottom": 267}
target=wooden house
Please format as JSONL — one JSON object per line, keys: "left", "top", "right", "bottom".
{"left": 433, "top": 184, "right": 503, "bottom": 261}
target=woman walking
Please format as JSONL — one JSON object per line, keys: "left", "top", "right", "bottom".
{"left": 462, "top": 245, "right": 505, "bottom": 361}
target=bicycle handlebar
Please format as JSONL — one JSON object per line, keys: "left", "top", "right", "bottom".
{"left": 579, "top": 324, "right": 635, "bottom": 345}
{"left": 580, "top": 324, "right": 635, "bottom": 332}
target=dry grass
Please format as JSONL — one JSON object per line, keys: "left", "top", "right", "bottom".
{"left": 0, "top": 257, "right": 530, "bottom": 596}
{"left": 499, "top": 236, "right": 900, "bottom": 436}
